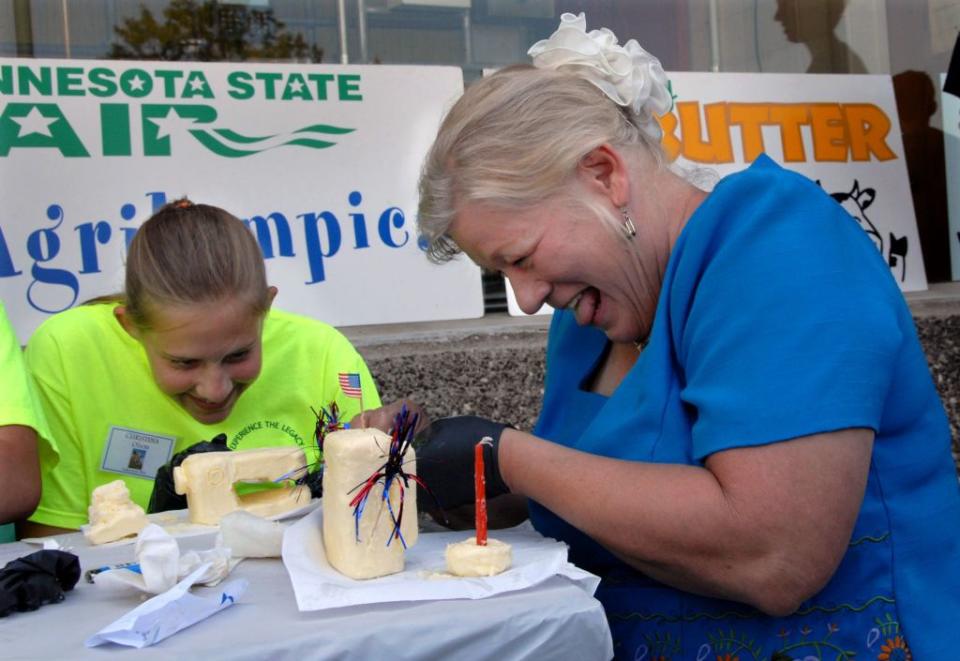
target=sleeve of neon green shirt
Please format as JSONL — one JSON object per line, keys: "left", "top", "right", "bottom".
{"left": 1, "top": 302, "right": 58, "bottom": 534}
{"left": 24, "top": 317, "right": 89, "bottom": 530}
{"left": 0, "top": 302, "right": 57, "bottom": 470}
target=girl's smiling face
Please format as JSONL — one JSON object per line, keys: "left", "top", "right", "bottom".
{"left": 117, "top": 296, "right": 270, "bottom": 424}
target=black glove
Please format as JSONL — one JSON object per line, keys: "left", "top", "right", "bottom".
{"left": 148, "top": 433, "right": 229, "bottom": 514}
{"left": 414, "top": 416, "right": 511, "bottom": 514}
{"left": 0, "top": 550, "right": 80, "bottom": 617}
{"left": 301, "top": 467, "right": 323, "bottom": 499}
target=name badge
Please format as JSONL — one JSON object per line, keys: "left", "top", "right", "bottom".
{"left": 101, "top": 427, "right": 176, "bottom": 479}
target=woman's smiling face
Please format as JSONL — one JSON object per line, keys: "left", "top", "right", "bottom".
{"left": 451, "top": 196, "right": 649, "bottom": 344}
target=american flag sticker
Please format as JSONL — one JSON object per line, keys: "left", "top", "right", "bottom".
{"left": 338, "top": 372, "right": 363, "bottom": 399}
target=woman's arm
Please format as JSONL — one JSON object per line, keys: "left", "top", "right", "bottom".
{"left": 0, "top": 425, "right": 41, "bottom": 524}
{"left": 499, "top": 426, "right": 873, "bottom": 616}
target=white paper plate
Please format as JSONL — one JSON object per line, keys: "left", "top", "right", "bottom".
{"left": 282, "top": 506, "right": 601, "bottom": 611}
{"left": 269, "top": 497, "right": 322, "bottom": 521}
{"left": 44, "top": 498, "right": 323, "bottom": 549}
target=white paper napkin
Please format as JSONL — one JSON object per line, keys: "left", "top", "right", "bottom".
{"left": 85, "top": 564, "right": 248, "bottom": 648}
{"left": 282, "top": 506, "right": 600, "bottom": 611}
{"left": 91, "top": 524, "right": 237, "bottom": 593}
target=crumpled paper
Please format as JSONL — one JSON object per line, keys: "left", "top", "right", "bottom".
{"left": 85, "top": 564, "right": 247, "bottom": 648}
{"left": 282, "top": 507, "right": 600, "bottom": 611}
{"left": 91, "top": 524, "right": 235, "bottom": 593}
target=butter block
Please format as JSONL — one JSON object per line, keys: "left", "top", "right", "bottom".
{"left": 84, "top": 480, "right": 149, "bottom": 545}
{"left": 445, "top": 537, "right": 512, "bottom": 577}
{"left": 322, "top": 428, "right": 418, "bottom": 579}
{"left": 173, "top": 447, "right": 307, "bottom": 525}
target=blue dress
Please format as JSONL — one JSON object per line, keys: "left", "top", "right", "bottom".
{"left": 530, "top": 155, "right": 960, "bottom": 660}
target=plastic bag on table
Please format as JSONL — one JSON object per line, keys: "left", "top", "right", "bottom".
{"left": 0, "top": 549, "right": 80, "bottom": 617}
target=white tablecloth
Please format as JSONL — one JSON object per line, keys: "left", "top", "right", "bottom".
{"left": 0, "top": 526, "right": 613, "bottom": 660}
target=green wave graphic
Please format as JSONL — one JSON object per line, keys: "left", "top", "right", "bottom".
{"left": 190, "top": 123, "right": 353, "bottom": 157}
{"left": 190, "top": 130, "right": 261, "bottom": 157}
{"left": 213, "top": 128, "right": 275, "bottom": 144}
{"left": 296, "top": 124, "right": 355, "bottom": 135}
{"left": 285, "top": 137, "right": 336, "bottom": 149}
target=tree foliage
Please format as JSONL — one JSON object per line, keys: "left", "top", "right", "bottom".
{"left": 108, "top": 0, "right": 323, "bottom": 62}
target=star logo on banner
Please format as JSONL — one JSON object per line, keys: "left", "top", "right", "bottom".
{"left": 288, "top": 79, "right": 304, "bottom": 94}
{"left": 12, "top": 107, "right": 58, "bottom": 138}
{"left": 127, "top": 74, "right": 147, "bottom": 92}
{"left": 149, "top": 108, "right": 199, "bottom": 140}
{"left": 188, "top": 78, "right": 207, "bottom": 93}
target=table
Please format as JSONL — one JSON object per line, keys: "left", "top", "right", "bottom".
{"left": 0, "top": 527, "right": 613, "bottom": 660}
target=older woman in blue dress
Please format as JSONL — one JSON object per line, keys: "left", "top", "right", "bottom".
{"left": 414, "top": 14, "right": 960, "bottom": 659}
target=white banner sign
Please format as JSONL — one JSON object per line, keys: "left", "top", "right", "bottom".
{"left": 0, "top": 59, "right": 483, "bottom": 343}
{"left": 507, "top": 72, "right": 925, "bottom": 316}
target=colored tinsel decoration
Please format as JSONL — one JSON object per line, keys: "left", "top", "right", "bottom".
{"left": 312, "top": 403, "right": 344, "bottom": 456}
{"left": 273, "top": 403, "right": 344, "bottom": 498}
{"left": 348, "top": 406, "right": 431, "bottom": 548}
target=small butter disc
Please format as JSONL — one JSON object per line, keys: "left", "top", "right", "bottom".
{"left": 445, "top": 537, "right": 512, "bottom": 577}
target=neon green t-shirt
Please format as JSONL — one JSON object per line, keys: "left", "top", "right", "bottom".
{"left": 1, "top": 301, "right": 56, "bottom": 541}
{"left": 26, "top": 303, "right": 380, "bottom": 530}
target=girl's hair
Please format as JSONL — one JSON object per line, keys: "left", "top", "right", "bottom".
{"left": 118, "top": 199, "right": 270, "bottom": 327}
{"left": 417, "top": 64, "right": 665, "bottom": 263}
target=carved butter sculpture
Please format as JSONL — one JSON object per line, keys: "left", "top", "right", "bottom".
{"left": 84, "top": 480, "right": 149, "bottom": 545}
{"left": 445, "top": 537, "right": 513, "bottom": 577}
{"left": 173, "top": 447, "right": 307, "bottom": 525}
{"left": 322, "top": 428, "right": 418, "bottom": 579}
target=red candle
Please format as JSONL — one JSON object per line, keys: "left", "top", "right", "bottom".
{"left": 475, "top": 439, "right": 488, "bottom": 546}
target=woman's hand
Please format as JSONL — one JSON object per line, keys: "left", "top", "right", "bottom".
{"left": 427, "top": 494, "right": 530, "bottom": 531}
{"left": 413, "top": 416, "right": 511, "bottom": 515}
{"left": 350, "top": 399, "right": 430, "bottom": 435}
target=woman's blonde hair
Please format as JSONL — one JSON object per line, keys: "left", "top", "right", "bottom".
{"left": 120, "top": 199, "right": 270, "bottom": 328}
{"left": 417, "top": 64, "right": 665, "bottom": 263}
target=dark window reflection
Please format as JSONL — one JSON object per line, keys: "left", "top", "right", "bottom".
{"left": 894, "top": 70, "right": 951, "bottom": 283}
{"left": 773, "top": 0, "right": 866, "bottom": 73}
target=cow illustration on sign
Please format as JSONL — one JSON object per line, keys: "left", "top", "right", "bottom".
{"left": 826, "top": 179, "right": 908, "bottom": 282}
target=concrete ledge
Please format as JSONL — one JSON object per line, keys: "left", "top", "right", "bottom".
{"left": 343, "top": 313, "right": 550, "bottom": 357}
{"left": 905, "top": 281, "right": 960, "bottom": 318}
{"left": 345, "top": 281, "right": 960, "bottom": 350}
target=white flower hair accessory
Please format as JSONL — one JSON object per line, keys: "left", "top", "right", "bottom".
{"left": 527, "top": 12, "right": 673, "bottom": 139}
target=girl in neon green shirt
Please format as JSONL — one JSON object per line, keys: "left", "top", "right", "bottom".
{"left": 23, "top": 200, "right": 412, "bottom": 536}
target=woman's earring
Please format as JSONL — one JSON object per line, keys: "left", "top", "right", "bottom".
{"left": 620, "top": 207, "right": 637, "bottom": 239}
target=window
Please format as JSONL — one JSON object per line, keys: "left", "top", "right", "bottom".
{"left": 3, "top": 0, "right": 958, "bottom": 288}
